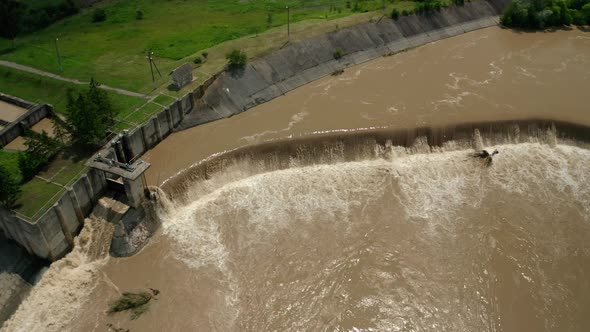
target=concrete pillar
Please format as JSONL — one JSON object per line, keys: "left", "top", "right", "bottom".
{"left": 154, "top": 117, "right": 163, "bottom": 141}
{"left": 123, "top": 176, "right": 145, "bottom": 208}
{"left": 82, "top": 175, "right": 95, "bottom": 204}
{"left": 67, "top": 189, "right": 84, "bottom": 225}
{"left": 165, "top": 108, "right": 174, "bottom": 130}
{"left": 54, "top": 203, "right": 74, "bottom": 246}
{"left": 121, "top": 131, "right": 133, "bottom": 162}
{"left": 115, "top": 140, "right": 127, "bottom": 163}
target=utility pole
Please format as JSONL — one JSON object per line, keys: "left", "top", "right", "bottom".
{"left": 146, "top": 51, "right": 162, "bottom": 82}
{"left": 286, "top": 6, "right": 290, "bottom": 40}
{"left": 55, "top": 38, "right": 63, "bottom": 71}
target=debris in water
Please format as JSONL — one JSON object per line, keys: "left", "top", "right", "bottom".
{"left": 108, "top": 291, "right": 154, "bottom": 320}
{"left": 471, "top": 149, "right": 499, "bottom": 167}
{"left": 331, "top": 69, "right": 344, "bottom": 76}
{"left": 106, "top": 323, "right": 130, "bottom": 332}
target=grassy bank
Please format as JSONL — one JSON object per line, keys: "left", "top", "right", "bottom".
{"left": 0, "top": 66, "right": 174, "bottom": 131}
{"left": 0, "top": 0, "right": 413, "bottom": 93}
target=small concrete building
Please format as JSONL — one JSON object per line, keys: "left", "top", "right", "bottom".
{"left": 170, "top": 63, "right": 193, "bottom": 89}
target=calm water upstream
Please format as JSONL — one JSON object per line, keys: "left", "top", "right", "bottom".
{"left": 3, "top": 26, "right": 590, "bottom": 332}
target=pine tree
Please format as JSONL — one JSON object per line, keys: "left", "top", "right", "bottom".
{"left": 0, "top": 165, "right": 20, "bottom": 209}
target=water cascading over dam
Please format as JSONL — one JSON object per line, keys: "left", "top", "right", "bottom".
{"left": 2, "top": 25, "right": 590, "bottom": 332}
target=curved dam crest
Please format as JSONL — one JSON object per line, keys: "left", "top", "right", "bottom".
{"left": 161, "top": 119, "right": 590, "bottom": 200}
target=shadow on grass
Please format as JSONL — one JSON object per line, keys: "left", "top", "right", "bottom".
{"left": 0, "top": 47, "right": 16, "bottom": 56}
{"left": 166, "top": 84, "right": 181, "bottom": 92}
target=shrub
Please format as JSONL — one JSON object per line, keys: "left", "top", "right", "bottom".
{"left": 453, "top": 0, "right": 465, "bottom": 5}
{"left": 0, "top": 165, "right": 20, "bottom": 208}
{"left": 136, "top": 9, "right": 143, "bottom": 20}
{"left": 202, "top": 51, "right": 208, "bottom": 58}
{"left": 225, "top": 49, "right": 247, "bottom": 69}
{"left": 501, "top": 0, "right": 588, "bottom": 29}
{"left": 402, "top": 9, "right": 410, "bottom": 16}
{"left": 583, "top": 3, "right": 590, "bottom": 23}
{"left": 391, "top": 8, "right": 400, "bottom": 19}
{"left": 333, "top": 47, "right": 345, "bottom": 60}
{"left": 18, "top": 152, "right": 47, "bottom": 182}
{"left": 193, "top": 56, "right": 203, "bottom": 65}
{"left": 17, "top": 129, "right": 62, "bottom": 181}
{"left": 109, "top": 292, "right": 152, "bottom": 320}
{"left": 92, "top": 8, "right": 106, "bottom": 23}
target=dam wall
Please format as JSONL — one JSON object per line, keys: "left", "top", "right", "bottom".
{"left": 0, "top": 168, "right": 107, "bottom": 261}
{"left": 163, "top": 119, "right": 590, "bottom": 202}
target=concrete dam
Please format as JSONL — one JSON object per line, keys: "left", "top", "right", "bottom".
{"left": 2, "top": 0, "right": 590, "bottom": 329}
{"left": 0, "top": 0, "right": 512, "bottom": 263}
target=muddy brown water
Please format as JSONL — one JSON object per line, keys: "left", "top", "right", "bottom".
{"left": 3, "top": 27, "right": 590, "bottom": 332}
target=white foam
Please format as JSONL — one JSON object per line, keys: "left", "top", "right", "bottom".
{"left": 2, "top": 217, "right": 114, "bottom": 332}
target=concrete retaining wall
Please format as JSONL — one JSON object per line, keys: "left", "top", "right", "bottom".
{"left": 0, "top": 103, "right": 52, "bottom": 147}
{"left": 177, "top": 0, "right": 509, "bottom": 130}
{"left": 0, "top": 168, "right": 107, "bottom": 261}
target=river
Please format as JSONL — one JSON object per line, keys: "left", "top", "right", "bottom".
{"left": 2, "top": 26, "right": 590, "bottom": 332}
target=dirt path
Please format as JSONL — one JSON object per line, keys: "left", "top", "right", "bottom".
{"left": 0, "top": 60, "right": 150, "bottom": 99}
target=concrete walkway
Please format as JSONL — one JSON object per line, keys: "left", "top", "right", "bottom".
{"left": 0, "top": 60, "right": 150, "bottom": 99}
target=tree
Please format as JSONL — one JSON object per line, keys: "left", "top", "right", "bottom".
{"left": 0, "top": 164, "right": 20, "bottom": 209}
{"left": 92, "top": 8, "right": 107, "bottom": 23}
{"left": 18, "top": 129, "right": 63, "bottom": 181}
{"left": 225, "top": 49, "right": 247, "bottom": 70}
{"left": 66, "top": 79, "right": 115, "bottom": 146}
{"left": 0, "top": 0, "right": 24, "bottom": 49}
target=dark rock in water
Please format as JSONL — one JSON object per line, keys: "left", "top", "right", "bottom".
{"left": 110, "top": 201, "right": 160, "bottom": 257}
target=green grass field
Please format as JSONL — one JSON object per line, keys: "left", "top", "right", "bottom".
{"left": 0, "top": 147, "right": 90, "bottom": 219}
{"left": 0, "top": 66, "right": 145, "bottom": 116}
{"left": 0, "top": 0, "right": 405, "bottom": 93}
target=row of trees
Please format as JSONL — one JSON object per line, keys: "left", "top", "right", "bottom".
{"left": 0, "top": 0, "right": 80, "bottom": 48}
{"left": 501, "top": 0, "right": 590, "bottom": 28}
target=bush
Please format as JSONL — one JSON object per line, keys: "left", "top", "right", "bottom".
{"left": 17, "top": 129, "right": 62, "bottom": 181}
{"left": 583, "top": 3, "right": 590, "bottom": 23}
{"left": 202, "top": 51, "right": 209, "bottom": 58}
{"left": 136, "top": 9, "right": 143, "bottom": 20}
{"left": 0, "top": 165, "right": 20, "bottom": 208}
{"left": 402, "top": 9, "right": 410, "bottom": 16}
{"left": 18, "top": 151, "right": 48, "bottom": 182}
{"left": 193, "top": 56, "right": 203, "bottom": 65}
{"left": 391, "top": 8, "right": 400, "bottom": 19}
{"left": 501, "top": 0, "right": 589, "bottom": 29}
{"left": 225, "top": 49, "right": 247, "bottom": 69}
{"left": 92, "top": 8, "right": 106, "bottom": 23}
{"left": 333, "top": 47, "right": 345, "bottom": 59}
{"left": 453, "top": 0, "right": 465, "bottom": 5}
